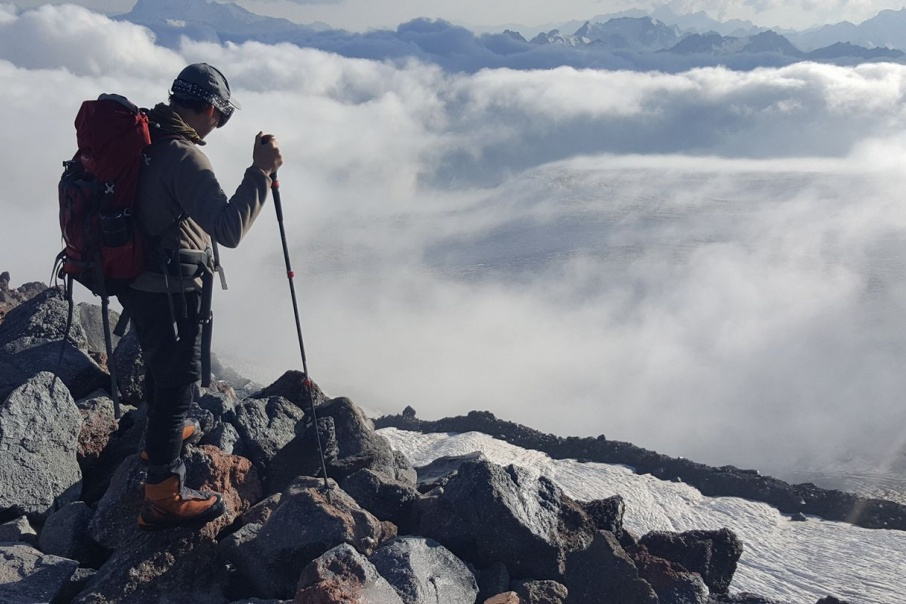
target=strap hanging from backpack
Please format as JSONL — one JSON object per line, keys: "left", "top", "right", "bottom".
{"left": 91, "top": 249, "right": 122, "bottom": 419}
{"left": 199, "top": 239, "right": 227, "bottom": 388}
{"left": 49, "top": 261, "right": 123, "bottom": 419}
{"left": 50, "top": 269, "right": 75, "bottom": 402}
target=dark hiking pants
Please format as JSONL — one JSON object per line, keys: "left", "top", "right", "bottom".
{"left": 119, "top": 288, "right": 202, "bottom": 475}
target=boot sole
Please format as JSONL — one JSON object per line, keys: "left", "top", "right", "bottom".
{"left": 138, "top": 496, "right": 227, "bottom": 532}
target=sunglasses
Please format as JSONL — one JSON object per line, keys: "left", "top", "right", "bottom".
{"left": 217, "top": 105, "right": 234, "bottom": 128}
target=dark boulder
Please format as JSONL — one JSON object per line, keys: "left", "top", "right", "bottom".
{"left": 564, "top": 530, "right": 658, "bottom": 604}
{"left": 58, "top": 567, "right": 98, "bottom": 604}
{"left": 640, "top": 528, "right": 743, "bottom": 594}
{"left": 38, "top": 501, "right": 106, "bottom": 568}
{"left": 198, "top": 380, "right": 240, "bottom": 418}
{"left": 112, "top": 326, "right": 145, "bottom": 405}
{"left": 630, "top": 544, "right": 710, "bottom": 604}
{"left": 88, "top": 454, "right": 151, "bottom": 551}
{"left": 414, "top": 458, "right": 595, "bottom": 581}
{"left": 0, "top": 287, "right": 88, "bottom": 350}
{"left": 476, "top": 561, "right": 510, "bottom": 603}
{"left": 267, "top": 397, "right": 416, "bottom": 495}
{"left": 221, "top": 476, "right": 392, "bottom": 600}
{"left": 579, "top": 495, "right": 627, "bottom": 544}
{"left": 341, "top": 467, "right": 422, "bottom": 532}
{"left": 232, "top": 395, "right": 305, "bottom": 479}
{"left": 73, "top": 526, "right": 230, "bottom": 604}
{"left": 413, "top": 451, "right": 487, "bottom": 493}
{"left": 1, "top": 339, "right": 109, "bottom": 401}
{"left": 251, "top": 370, "right": 329, "bottom": 409}
{"left": 204, "top": 420, "right": 246, "bottom": 456}
{"left": 0, "top": 288, "right": 117, "bottom": 400}
{"left": 0, "top": 272, "right": 45, "bottom": 321}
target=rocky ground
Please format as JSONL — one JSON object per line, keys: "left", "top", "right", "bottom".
{"left": 0, "top": 274, "right": 869, "bottom": 603}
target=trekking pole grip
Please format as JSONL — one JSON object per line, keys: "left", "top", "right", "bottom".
{"left": 271, "top": 171, "right": 284, "bottom": 222}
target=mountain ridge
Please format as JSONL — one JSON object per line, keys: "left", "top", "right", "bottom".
{"left": 114, "top": 0, "right": 906, "bottom": 73}
{"left": 374, "top": 409, "right": 906, "bottom": 532}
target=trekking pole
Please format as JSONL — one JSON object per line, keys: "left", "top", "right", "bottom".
{"left": 270, "top": 169, "right": 332, "bottom": 499}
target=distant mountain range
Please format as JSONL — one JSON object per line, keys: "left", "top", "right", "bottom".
{"left": 526, "top": 14, "right": 905, "bottom": 61}
{"left": 116, "top": 0, "right": 906, "bottom": 71}
{"left": 786, "top": 8, "right": 906, "bottom": 51}
{"left": 121, "top": 0, "right": 331, "bottom": 47}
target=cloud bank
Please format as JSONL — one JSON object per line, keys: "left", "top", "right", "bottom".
{"left": 3, "top": 5, "right": 906, "bottom": 488}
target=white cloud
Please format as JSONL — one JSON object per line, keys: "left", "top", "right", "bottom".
{"left": 0, "top": 5, "right": 183, "bottom": 77}
{"left": 4, "top": 4, "right": 906, "bottom": 487}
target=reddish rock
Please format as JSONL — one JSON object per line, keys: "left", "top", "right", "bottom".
{"left": 484, "top": 593, "right": 524, "bottom": 604}
{"left": 76, "top": 396, "right": 118, "bottom": 471}
{"left": 89, "top": 446, "right": 263, "bottom": 551}
{"left": 294, "top": 543, "right": 403, "bottom": 604}
{"left": 185, "top": 445, "right": 263, "bottom": 518}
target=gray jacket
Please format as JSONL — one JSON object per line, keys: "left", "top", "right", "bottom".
{"left": 130, "top": 132, "right": 271, "bottom": 292}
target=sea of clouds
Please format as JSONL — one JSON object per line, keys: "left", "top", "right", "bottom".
{"left": 2, "top": 4, "right": 906, "bottom": 489}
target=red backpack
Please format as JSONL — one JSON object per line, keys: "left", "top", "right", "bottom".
{"left": 54, "top": 93, "right": 152, "bottom": 418}
{"left": 56, "top": 93, "right": 150, "bottom": 297}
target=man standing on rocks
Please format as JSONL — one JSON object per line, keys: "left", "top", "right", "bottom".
{"left": 119, "top": 63, "right": 282, "bottom": 530}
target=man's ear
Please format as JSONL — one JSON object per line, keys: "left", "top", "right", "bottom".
{"left": 203, "top": 104, "right": 215, "bottom": 118}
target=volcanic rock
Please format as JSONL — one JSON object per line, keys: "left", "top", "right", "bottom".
{"left": 267, "top": 396, "right": 416, "bottom": 494}
{"left": 640, "top": 527, "right": 742, "bottom": 594}
{"left": 294, "top": 543, "right": 403, "bottom": 604}
{"left": 0, "top": 372, "right": 83, "bottom": 520}
{"left": 414, "top": 458, "right": 595, "bottom": 581}
{"left": 221, "top": 476, "right": 392, "bottom": 600}
{"left": 0, "top": 543, "right": 79, "bottom": 603}
{"left": 564, "top": 530, "right": 658, "bottom": 604}
{"left": 341, "top": 467, "right": 422, "bottom": 533}
{"left": 369, "top": 536, "right": 478, "bottom": 603}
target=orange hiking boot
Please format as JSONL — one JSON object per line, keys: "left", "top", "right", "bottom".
{"left": 140, "top": 417, "right": 202, "bottom": 461}
{"left": 138, "top": 467, "right": 226, "bottom": 531}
